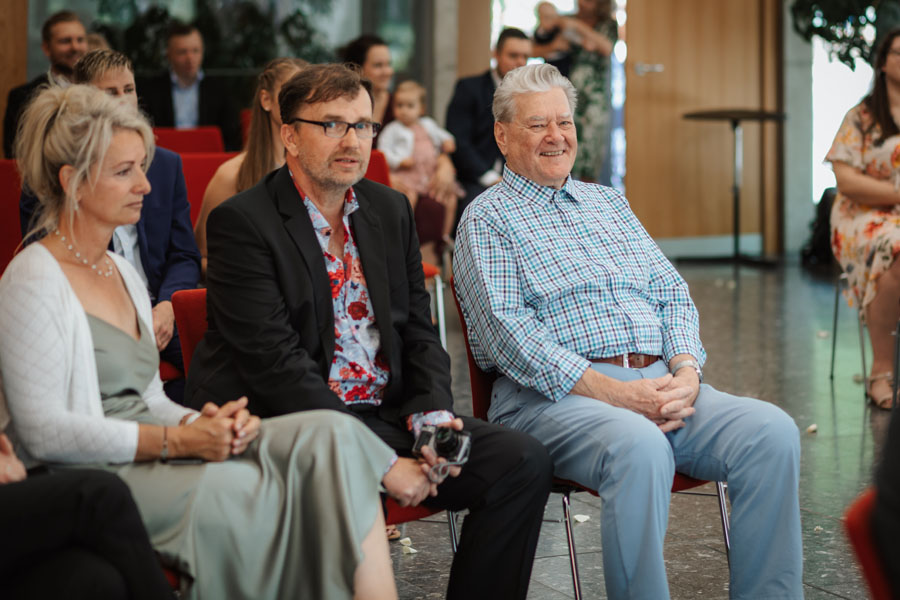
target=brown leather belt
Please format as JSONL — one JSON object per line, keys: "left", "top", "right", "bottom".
{"left": 590, "top": 353, "right": 661, "bottom": 369}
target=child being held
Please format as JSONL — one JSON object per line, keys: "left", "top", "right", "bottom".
{"left": 534, "top": 1, "right": 592, "bottom": 77}
{"left": 378, "top": 80, "right": 460, "bottom": 265}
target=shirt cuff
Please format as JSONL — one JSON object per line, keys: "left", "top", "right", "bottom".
{"left": 478, "top": 170, "right": 502, "bottom": 188}
{"left": 406, "top": 410, "right": 456, "bottom": 438}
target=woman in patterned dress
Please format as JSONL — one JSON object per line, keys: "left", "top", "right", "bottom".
{"left": 827, "top": 28, "right": 900, "bottom": 409}
{"left": 565, "top": 0, "right": 617, "bottom": 183}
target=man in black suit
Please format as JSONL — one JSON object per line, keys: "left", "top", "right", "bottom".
{"left": 3, "top": 10, "right": 87, "bottom": 158}
{"left": 138, "top": 22, "right": 241, "bottom": 151}
{"left": 186, "top": 64, "right": 552, "bottom": 599}
{"left": 446, "top": 28, "right": 530, "bottom": 225}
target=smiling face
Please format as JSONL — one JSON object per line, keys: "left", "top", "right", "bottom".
{"left": 494, "top": 87, "right": 576, "bottom": 188}
{"left": 282, "top": 89, "right": 373, "bottom": 195}
{"left": 91, "top": 67, "right": 138, "bottom": 109}
{"left": 77, "top": 129, "right": 151, "bottom": 228}
{"left": 167, "top": 31, "right": 204, "bottom": 83}
{"left": 361, "top": 44, "right": 394, "bottom": 93}
{"left": 43, "top": 21, "right": 88, "bottom": 76}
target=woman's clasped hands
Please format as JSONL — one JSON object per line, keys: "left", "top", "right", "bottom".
{"left": 174, "top": 397, "right": 261, "bottom": 461}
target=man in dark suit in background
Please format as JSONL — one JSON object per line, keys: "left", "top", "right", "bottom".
{"left": 186, "top": 63, "right": 552, "bottom": 600}
{"left": 138, "top": 22, "right": 241, "bottom": 151}
{"left": 3, "top": 10, "right": 87, "bottom": 158}
{"left": 20, "top": 49, "right": 200, "bottom": 401}
{"left": 445, "top": 27, "right": 530, "bottom": 226}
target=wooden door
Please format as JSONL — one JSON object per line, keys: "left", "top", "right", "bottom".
{"left": 624, "top": 0, "right": 781, "bottom": 252}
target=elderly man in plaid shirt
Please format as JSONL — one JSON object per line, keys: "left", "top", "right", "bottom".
{"left": 453, "top": 64, "right": 803, "bottom": 600}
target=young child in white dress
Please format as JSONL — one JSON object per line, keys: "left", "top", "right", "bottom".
{"left": 378, "top": 81, "right": 459, "bottom": 265}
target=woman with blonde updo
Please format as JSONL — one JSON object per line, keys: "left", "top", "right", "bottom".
{"left": 194, "top": 57, "right": 307, "bottom": 275}
{"left": 0, "top": 84, "right": 398, "bottom": 600}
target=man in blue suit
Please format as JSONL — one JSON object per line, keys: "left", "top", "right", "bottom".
{"left": 445, "top": 28, "right": 530, "bottom": 227}
{"left": 20, "top": 50, "right": 200, "bottom": 401}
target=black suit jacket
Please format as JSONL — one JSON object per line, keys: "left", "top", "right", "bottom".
{"left": 137, "top": 72, "right": 241, "bottom": 151}
{"left": 4, "top": 74, "right": 50, "bottom": 158}
{"left": 185, "top": 167, "right": 453, "bottom": 424}
{"left": 445, "top": 70, "right": 502, "bottom": 185}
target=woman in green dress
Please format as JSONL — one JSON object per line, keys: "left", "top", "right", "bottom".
{"left": 0, "top": 83, "right": 400, "bottom": 600}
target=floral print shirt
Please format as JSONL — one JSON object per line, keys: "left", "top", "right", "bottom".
{"left": 295, "top": 176, "right": 454, "bottom": 434}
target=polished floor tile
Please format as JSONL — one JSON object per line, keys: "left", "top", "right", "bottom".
{"left": 390, "top": 262, "right": 877, "bottom": 599}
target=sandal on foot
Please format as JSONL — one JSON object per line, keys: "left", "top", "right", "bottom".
{"left": 866, "top": 372, "right": 896, "bottom": 410}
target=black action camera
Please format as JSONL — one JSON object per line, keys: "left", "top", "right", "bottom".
{"left": 412, "top": 425, "right": 472, "bottom": 465}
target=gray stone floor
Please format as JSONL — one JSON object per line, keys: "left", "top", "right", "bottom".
{"left": 389, "top": 262, "right": 880, "bottom": 599}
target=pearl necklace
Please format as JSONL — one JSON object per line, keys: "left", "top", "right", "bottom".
{"left": 54, "top": 230, "right": 114, "bottom": 277}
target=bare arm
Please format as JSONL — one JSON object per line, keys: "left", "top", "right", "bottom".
{"left": 195, "top": 155, "right": 243, "bottom": 276}
{"left": 565, "top": 17, "right": 614, "bottom": 55}
{"left": 833, "top": 161, "right": 900, "bottom": 207}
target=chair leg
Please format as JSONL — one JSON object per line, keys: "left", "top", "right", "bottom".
{"left": 830, "top": 274, "right": 841, "bottom": 380}
{"left": 433, "top": 273, "right": 447, "bottom": 351}
{"left": 715, "top": 482, "right": 731, "bottom": 566}
{"left": 561, "top": 491, "right": 583, "bottom": 600}
{"left": 445, "top": 510, "right": 459, "bottom": 553}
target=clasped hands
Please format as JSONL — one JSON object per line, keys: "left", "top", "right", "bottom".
{"left": 617, "top": 370, "right": 700, "bottom": 433}
{"left": 175, "top": 397, "right": 261, "bottom": 462}
{"left": 382, "top": 418, "right": 464, "bottom": 507}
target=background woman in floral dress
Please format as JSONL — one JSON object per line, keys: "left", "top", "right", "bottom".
{"left": 827, "top": 28, "right": 900, "bottom": 409}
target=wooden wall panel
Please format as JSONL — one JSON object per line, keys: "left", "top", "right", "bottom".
{"left": 0, "top": 1, "right": 28, "bottom": 159}
{"left": 457, "top": 0, "right": 492, "bottom": 78}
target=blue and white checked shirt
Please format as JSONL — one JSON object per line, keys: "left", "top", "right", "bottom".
{"left": 453, "top": 167, "right": 706, "bottom": 402}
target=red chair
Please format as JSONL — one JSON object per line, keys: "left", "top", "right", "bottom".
{"left": 0, "top": 159, "right": 23, "bottom": 275}
{"left": 171, "top": 287, "right": 460, "bottom": 550}
{"left": 365, "top": 149, "right": 391, "bottom": 186}
{"left": 844, "top": 488, "right": 894, "bottom": 599}
{"left": 450, "top": 278, "right": 731, "bottom": 598}
{"left": 154, "top": 126, "right": 225, "bottom": 153}
{"left": 179, "top": 152, "right": 238, "bottom": 226}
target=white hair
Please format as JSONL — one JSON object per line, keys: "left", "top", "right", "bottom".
{"left": 492, "top": 63, "right": 578, "bottom": 123}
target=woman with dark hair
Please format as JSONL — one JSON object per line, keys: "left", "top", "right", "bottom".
{"left": 195, "top": 57, "right": 307, "bottom": 275}
{"left": 339, "top": 35, "right": 395, "bottom": 127}
{"left": 827, "top": 27, "right": 900, "bottom": 409}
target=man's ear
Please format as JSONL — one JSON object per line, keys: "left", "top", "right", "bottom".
{"left": 281, "top": 123, "right": 299, "bottom": 157}
{"left": 494, "top": 121, "right": 508, "bottom": 157}
{"left": 41, "top": 41, "right": 51, "bottom": 60}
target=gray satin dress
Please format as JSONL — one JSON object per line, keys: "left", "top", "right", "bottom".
{"left": 85, "top": 314, "right": 394, "bottom": 599}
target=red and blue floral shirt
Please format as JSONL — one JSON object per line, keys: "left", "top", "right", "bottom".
{"left": 296, "top": 177, "right": 453, "bottom": 434}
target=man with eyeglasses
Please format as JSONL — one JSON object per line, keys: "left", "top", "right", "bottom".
{"left": 185, "top": 63, "right": 552, "bottom": 599}
{"left": 453, "top": 63, "right": 803, "bottom": 599}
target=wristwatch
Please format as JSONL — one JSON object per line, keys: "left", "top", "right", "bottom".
{"left": 670, "top": 359, "right": 703, "bottom": 383}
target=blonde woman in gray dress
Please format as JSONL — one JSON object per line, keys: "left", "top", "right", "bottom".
{"left": 0, "top": 84, "right": 400, "bottom": 599}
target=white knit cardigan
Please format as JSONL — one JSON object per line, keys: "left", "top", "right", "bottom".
{"left": 0, "top": 243, "right": 197, "bottom": 466}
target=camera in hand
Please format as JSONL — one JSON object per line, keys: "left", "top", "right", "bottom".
{"left": 412, "top": 425, "right": 472, "bottom": 465}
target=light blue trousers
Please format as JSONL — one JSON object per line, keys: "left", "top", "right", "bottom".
{"left": 489, "top": 361, "right": 803, "bottom": 600}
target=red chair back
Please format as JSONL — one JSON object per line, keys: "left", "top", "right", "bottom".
{"left": 180, "top": 152, "right": 238, "bottom": 226}
{"left": 449, "top": 278, "right": 497, "bottom": 420}
{"left": 154, "top": 126, "right": 225, "bottom": 153}
{"left": 365, "top": 149, "right": 391, "bottom": 186}
{"left": 171, "top": 288, "right": 207, "bottom": 376}
{"left": 0, "top": 159, "right": 22, "bottom": 275}
{"left": 845, "top": 488, "right": 894, "bottom": 599}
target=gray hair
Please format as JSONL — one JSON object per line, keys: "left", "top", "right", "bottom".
{"left": 492, "top": 63, "right": 578, "bottom": 123}
{"left": 15, "top": 84, "right": 154, "bottom": 239}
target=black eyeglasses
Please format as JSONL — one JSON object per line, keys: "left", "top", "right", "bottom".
{"left": 288, "top": 118, "right": 381, "bottom": 139}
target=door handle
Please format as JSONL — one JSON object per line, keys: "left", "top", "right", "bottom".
{"left": 634, "top": 62, "right": 665, "bottom": 76}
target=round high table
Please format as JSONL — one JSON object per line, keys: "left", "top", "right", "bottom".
{"left": 682, "top": 109, "right": 785, "bottom": 266}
